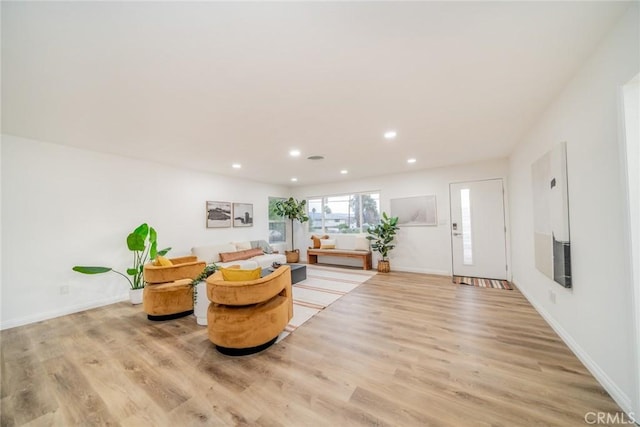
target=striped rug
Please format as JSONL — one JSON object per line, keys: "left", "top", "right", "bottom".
{"left": 453, "top": 275, "right": 513, "bottom": 290}
{"left": 277, "top": 265, "right": 376, "bottom": 343}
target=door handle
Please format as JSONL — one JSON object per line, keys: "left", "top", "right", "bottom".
{"left": 452, "top": 232, "right": 462, "bottom": 236}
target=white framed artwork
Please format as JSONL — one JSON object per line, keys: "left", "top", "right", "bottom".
{"left": 390, "top": 195, "right": 437, "bottom": 226}
{"left": 206, "top": 201, "right": 231, "bottom": 228}
{"left": 233, "top": 202, "right": 254, "bottom": 227}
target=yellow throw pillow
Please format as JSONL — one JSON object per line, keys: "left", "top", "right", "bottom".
{"left": 155, "top": 256, "right": 173, "bottom": 267}
{"left": 220, "top": 267, "right": 262, "bottom": 282}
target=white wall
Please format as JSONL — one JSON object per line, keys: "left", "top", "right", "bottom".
{"left": 293, "top": 158, "right": 509, "bottom": 275}
{"left": 508, "top": 4, "right": 639, "bottom": 415}
{"left": 622, "top": 74, "right": 640, "bottom": 418}
{"left": 0, "top": 137, "right": 3, "bottom": 326}
{"left": 0, "top": 135, "right": 288, "bottom": 329}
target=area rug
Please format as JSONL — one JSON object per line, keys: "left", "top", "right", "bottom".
{"left": 276, "top": 265, "right": 376, "bottom": 342}
{"left": 453, "top": 275, "right": 513, "bottom": 290}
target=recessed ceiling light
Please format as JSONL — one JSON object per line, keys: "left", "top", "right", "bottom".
{"left": 384, "top": 130, "right": 397, "bottom": 140}
{"left": 407, "top": 158, "right": 417, "bottom": 164}
{"left": 232, "top": 163, "right": 242, "bottom": 169}
{"left": 291, "top": 177, "right": 298, "bottom": 182}
{"left": 340, "top": 170, "right": 348, "bottom": 174}
{"left": 289, "top": 149, "right": 301, "bottom": 157}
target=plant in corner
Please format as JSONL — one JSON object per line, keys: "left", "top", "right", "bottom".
{"left": 366, "top": 212, "right": 400, "bottom": 273}
{"left": 72, "top": 223, "right": 171, "bottom": 301}
{"left": 273, "top": 197, "right": 309, "bottom": 263}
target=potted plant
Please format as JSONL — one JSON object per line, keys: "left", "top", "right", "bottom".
{"left": 366, "top": 212, "right": 400, "bottom": 273}
{"left": 72, "top": 223, "right": 171, "bottom": 304}
{"left": 273, "top": 197, "right": 309, "bottom": 263}
{"left": 191, "top": 263, "right": 218, "bottom": 326}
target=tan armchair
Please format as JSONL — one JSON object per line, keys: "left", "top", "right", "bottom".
{"left": 143, "top": 256, "right": 206, "bottom": 320}
{"left": 206, "top": 265, "right": 293, "bottom": 355}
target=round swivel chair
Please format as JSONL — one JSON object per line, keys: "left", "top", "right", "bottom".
{"left": 143, "top": 256, "right": 206, "bottom": 320}
{"left": 206, "top": 265, "right": 293, "bottom": 355}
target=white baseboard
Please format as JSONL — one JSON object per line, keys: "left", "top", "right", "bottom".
{"left": 514, "top": 280, "right": 634, "bottom": 416}
{"left": 0, "top": 294, "right": 129, "bottom": 330}
{"left": 392, "top": 266, "right": 450, "bottom": 276}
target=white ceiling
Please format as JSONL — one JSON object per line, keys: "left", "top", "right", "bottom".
{"left": 1, "top": 1, "right": 631, "bottom": 186}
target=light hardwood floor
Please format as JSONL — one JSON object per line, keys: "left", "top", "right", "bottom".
{"left": 1, "top": 272, "right": 623, "bottom": 426}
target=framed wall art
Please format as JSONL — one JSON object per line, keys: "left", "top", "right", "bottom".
{"left": 390, "top": 195, "right": 437, "bottom": 226}
{"left": 233, "top": 202, "right": 253, "bottom": 227}
{"left": 206, "top": 201, "right": 232, "bottom": 228}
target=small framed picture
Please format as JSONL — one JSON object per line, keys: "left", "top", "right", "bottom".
{"left": 206, "top": 201, "right": 232, "bottom": 228}
{"left": 233, "top": 203, "right": 253, "bottom": 227}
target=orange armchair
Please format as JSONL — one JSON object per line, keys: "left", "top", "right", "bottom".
{"left": 143, "top": 256, "right": 206, "bottom": 320}
{"left": 206, "top": 265, "right": 293, "bottom": 355}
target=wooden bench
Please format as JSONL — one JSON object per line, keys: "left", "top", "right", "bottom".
{"left": 307, "top": 249, "right": 372, "bottom": 270}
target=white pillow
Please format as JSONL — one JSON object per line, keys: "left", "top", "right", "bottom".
{"left": 320, "top": 239, "right": 336, "bottom": 249}
{"left": 192, "top": 243, "right": 237, "bottom": 263}
{"left": 233, "top": 241, "right": 252, "bottom": 251}
{"left": 354, "top": 236, "right": 370, "bottom": 251}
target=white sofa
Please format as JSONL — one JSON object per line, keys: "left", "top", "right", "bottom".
{"left": 191, "top": 240, "right": 286, "bottom": 269}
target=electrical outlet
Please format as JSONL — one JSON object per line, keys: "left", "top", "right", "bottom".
{"left": 60, "top": 285, "right": 70, "bottom": 295}
{"left": 549, "top": 289, "right": 556, "bottom": 304}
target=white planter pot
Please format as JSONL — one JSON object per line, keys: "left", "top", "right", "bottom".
{"left": 194, "top": 281, "right": 209, "bottom": 326}
{"left": 129, "top": 288, "right": 143, "bottom": 305}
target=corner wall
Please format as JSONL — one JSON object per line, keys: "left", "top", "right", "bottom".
{"left": 0, "top": 135, "right": 288, "bottom": 329}
{"left": 292, "top": 157, "right": 509, "bottom": 276}
{"left": 508, "top": 4, "right": 639, "bottom": 414}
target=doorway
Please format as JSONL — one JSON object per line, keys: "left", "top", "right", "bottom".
{"left": 450, "top": 179, "right": 507, "bottom": 280}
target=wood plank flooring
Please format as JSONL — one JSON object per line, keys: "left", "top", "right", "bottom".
{"left": 1, "top": 272, "right": 623, "bottom": 426}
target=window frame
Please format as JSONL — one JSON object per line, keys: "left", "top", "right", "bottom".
{"left": 268, "top": 197, "right": 287, "bottom": 244}
{"left": 306, "top": 191, "right": 380, "bottom": 234}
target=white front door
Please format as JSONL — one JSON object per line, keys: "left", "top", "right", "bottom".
{"left": 450, "top": 179, "right": 507, "bottom": 280}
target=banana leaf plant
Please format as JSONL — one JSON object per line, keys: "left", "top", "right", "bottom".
{"left": 72, "top": 223, "right": 171, "bottom": 290}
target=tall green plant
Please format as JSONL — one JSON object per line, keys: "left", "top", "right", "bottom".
{"left": 366, "top": 212, "right": 400, "bottom": 261}
{"left": 273, "top": 197, "right": 309, "bottom": 251}
{"left": 72, "top": 223, "right": 171, "bottom": 289}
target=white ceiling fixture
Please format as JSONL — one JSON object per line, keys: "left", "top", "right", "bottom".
{"left": 232, "top": 163, "right": 242, "bottom": 169}
{"left": 384, "top": 130, "right": 397, "bottom": 140}
{"left": 1, "top": 2, "right": 629, "bottom": 186}
{"left": 340, "top": 169, "right": 348, "bottom": 174}
{"left": 289, "top": 149, "right": 301, "bottom": 157}
{"left": 291, "top": 177, "right": 298, "bottom": 182}
{"left": 407, "top": 158, "right": 417, "bottom": 164}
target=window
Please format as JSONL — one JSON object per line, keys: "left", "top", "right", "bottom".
{"left": 307, "top": 197, "right": 323, "bottom": 234}
{"left": 268, "top": 197, "right": 286, "bottom": 244}
{"left": 307, "top": 192, "right": 380, "bottom": 234}
{"left": 460, "top": 188, "right": 473, "bottom": 265}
